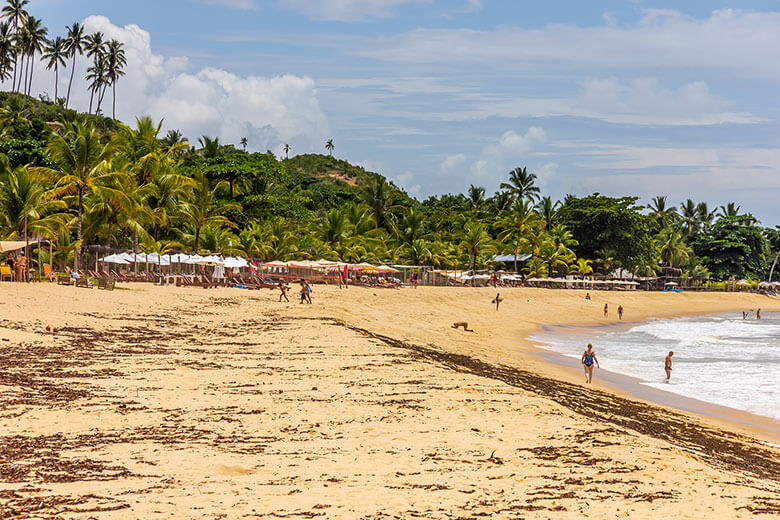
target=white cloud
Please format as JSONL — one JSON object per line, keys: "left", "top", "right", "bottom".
{"left": 466, "top": 127, "right": 548, "bottom": 185}
{"left": 439, "top": 153, "right": 466, "bottom": 174}
{"left": 199, "top": 0, "right": 257, "bottom": 9}
{"left": 358, "top": 9, "right": 780, "bottom": 80}
{"left": 28, "top": 16, "right": 329, "bottom": 155}
{"left": 440, "top": 77, "right": 759, "bottom": 126}
{"left": 281, "top": 0, "right": 423, "bottom": 21}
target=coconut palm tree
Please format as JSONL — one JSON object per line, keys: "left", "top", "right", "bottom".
{"left": 569, "top": 258, "right": 593, "bottom": 275}
{"left": 360, "top": 176, "right": 399, "bottom": 229}
{"left": 0, "top": 21, "right": 14, "bottom": 83}
{"left": 42, "top": 123, "right": 115, "bottom": 269}
{"left": 696, "top": 202, "right": 716, "bottom": 233}
{"left": 325, "top": 139, "right": 334, "bottom": 155}
{"left": 656, "top": 227, "right": 691, "bottom": 268}
{"left": 84, "top": 31, "right": 105, "bottom": 112}
{"left": 17, "top": 16, "right": 46, "bottom": 95}
{"left": 0, "top": 162, "right": 66, "bottom": 242}
{"left": 679, "top": 199, "right": 699, "bottom": 237}
{"left": 459, "top": 220, "right": 496, "bottom": 272}
{"left": 63, "top": 22, "right": 85, "bottom": 109}
{"left": 718, "top": 202, "right": 741, "bottom": 219}
{"left": 198, "top": 135, "right": 221, "bottom": 158}
{"left": 524, "top": 256, "right": 548, "bottom": 278}
{"left": 42, "top": 36, "right": 67, "bottom": 101}
{"left": 103, "top": 39, "right": 126, "bottom": 118}
{"left": 647, "top": 196, "right": 678, "bottom": 229}
{"left": 404, "top": 239, "right": 432, "bottom": 265}
{"left": 496, "top": 199, "right": 539, "bottom": 272}
{"left": 283, "top": 143, "right": 290, "bottom": 159}
{"left": 465, "top": 184, "right": 485, "bottom": 213}
{"left": 500, "top": 166, "right": 540, "bottom": 202}
{"left": 535, "top": 196, "right": 558, "bottom": 232}
{"left": 1, "top": 0, "right": 29, "bottom": 91}
{"left": 318, "top": 208, "right": 350, "bottom": 246}
{"left": 178, "top": 172, "right": 238, "bottom": 253}
{"left": 240, "top": 137, "right": 248, "bottom": 152}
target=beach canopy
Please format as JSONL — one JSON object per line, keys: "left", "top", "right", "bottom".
{"left": 101, "top": 253, "right": 130, "bottom": 264}
{"left": 0, "top": 241, "right": 28, "bottom": 252}
{"left": 665, "top": 281, "right": 678, "bottom": 286}
{"left": 493, "top": 253, "right": 532, "bottom": 263}
{"left": 377, "top": 264, "right": 400, "bottom": 273}
{"left": 224, "top": 256, "right": 248, "bottom": 269}
{"left": 195, "top": 255, "right": 223, "bottom": 266}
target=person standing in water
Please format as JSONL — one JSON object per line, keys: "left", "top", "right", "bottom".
{"left": 581, "top": 344, "right": 599, "bottom": 383}
{"left": 665, "top": 351, "right": 674, "bottom": 382}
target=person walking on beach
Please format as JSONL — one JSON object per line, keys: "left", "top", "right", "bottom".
{"left": 618, "top": 305, "right": 624, "bottom": 320}
{"left": 603, "top": 303, "right": 608, "bottom": 317}
{"left": 299, "top": 281, "right": 308, "bottom": 304}
{"left": 304, "top": 281, "right": 312, "bottom": 304}
{"left": 757, "top": 308, "right": 761, "bottom": 320}
{"left": 278, "top": 283, "right": 289, "bottom": 302}
{"left": 665, "top": 351, "right": 674, "bottom": 383}
{"left": 581, "top": 344, "right": 599, "bottom": 383}
{"left": 493, "top": 292, "right": 502, "bottom": 310}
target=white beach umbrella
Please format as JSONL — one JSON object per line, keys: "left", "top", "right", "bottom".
{"left": 224, "top": 256, "right": 249, "bottom": 269}
{"left": 101, "top": 254, "right": 130, "bottom": 264}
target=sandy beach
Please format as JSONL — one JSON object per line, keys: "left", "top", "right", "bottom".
{"left": 1, "top": 283, "right": 779, "bottom": 518}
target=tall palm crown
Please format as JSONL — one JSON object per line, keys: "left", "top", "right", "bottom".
{"left": 84, "top": 32, "right": 106, "bottom": 113}
{"left": 20, "top": 16, "right": 47, "bottom": 95}
{"left": 0, "top": 0, "right": 28, "bottom": 91}
{"left": 63, "top": 22, "right": 85, "bottom": 108}
{"left": 500, "top": 166, "right": 540, "bottom": 202}
{"left": 647, "top": 196, "right": 678, "bottom": 229}
{"left": 42, "top": 36, "right": 67, "bottom": 100}
{"left": 0, "top": 21, "right": 14, "bottom": 82}
{"left": 283, "top": 143, "right": 290, "bottom": 159}
{"left": 103, "top": 39, "right": 126, "bottom": 118}
{"left": 325, "top": 139, "right": 334, "bottom": 155}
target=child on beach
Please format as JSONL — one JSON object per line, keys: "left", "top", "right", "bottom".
{"left": 665, "top": 351, "right": 674, "bottom": 382}
{"left": 581, "top": 344, "right": 599, "bottom": 383}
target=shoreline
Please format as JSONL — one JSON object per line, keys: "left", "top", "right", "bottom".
{"left": 523, "top": 312, "right": 780, "bottom": 442}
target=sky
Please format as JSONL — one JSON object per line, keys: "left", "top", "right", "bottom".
{"left": 19, "top": 0, "right": 780, "bottom": 225}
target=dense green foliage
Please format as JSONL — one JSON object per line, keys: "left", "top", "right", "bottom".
{"left": 0, "top": 92, "right": 776, "bottom": 281}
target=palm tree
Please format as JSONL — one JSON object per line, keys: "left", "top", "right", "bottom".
{"left": 405, "top": 239, "right": 432, "bottom": 265}
{"left": 63, "top": 22, "right": 85, "bottom": 109}
{"left": 84, "top": 32, "right": 106, "bottom": 112}
{"left": 0, "top": 162, "right": 66, "bottom": 242}
{"left": 679, "top": 199, "right": 699, "bottom": 237}
{"left": 465, "top": 184, "right": 485, "bottom": 213}
{"left": 396, "top": 207, "right": 426, "bottom": 246}
{"left": 283, "top": 143, "right": 290, "bottom": 159}
{"left": 318, "top": 208, "right": 350, "bottom": 246}
{"left": 1, "top": 0, "right": 29, "bottom": 91}
{"left": 0, "top": 21, "right": 14, "bottom": 84}
{"left": 103, "top": 39, "right": 126, "bottom": 118}
{"left": 535, "top": 196, "right": 558, "bottom": 232}
{"left": 696, "top": 202, "right": 716, "bottom": 233}
{"left": 178, "top": 172, "right": 238, "bottom": 253}
{"left": 569, "top": 258, "right": 593, "bottom": 275}
{"left": 459, "top": 220, "right": 496, "bottom": 272}
{"left": 500, "top": 166, "right": 540, "bottom": 202}
{"left": 42, "top": 122, "right": 113, "bottom": 270}
{"left": 42, "top": 36, "right": 67, "bottom": 101}
{"left": 647, "top": 196, "right": 678, "bottom": 229}
{"left": 25, "top": 16, "right": 47, "bottom": 95}
{"left": 198, "top": 135, "right": 221, "bottom": 158}
{"left": 656, "top": 228, "right": 691, "bottom": 268}
{"left": 240, "top": 137, "right": 248, "bottom": 152}
{"left": 524, "top": 256, "right": 548, "bottom": 278}
{"left": 496, "top": 199, "right": 539, "bottom": 272}
{"left": 325, "top": 139, "right": 334, "bottom": 156}
{"left": 718, "top": 202, "right": 741, "bottom": 219}
{"left": 491, "top": 190, "right": 512, "bottom": 214}
{"left": 360, "top": 176, "right": 399, "bottom": 229}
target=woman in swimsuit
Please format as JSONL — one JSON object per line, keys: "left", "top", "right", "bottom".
{"left": 581, "top": 343, "right": 599, "bottom": 384}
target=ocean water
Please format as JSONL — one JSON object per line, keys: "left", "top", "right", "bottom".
{"left": 532, "top": 312, "right": 780, "bottom": 420}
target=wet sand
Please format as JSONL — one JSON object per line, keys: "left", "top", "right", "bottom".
{"left": 0, "top": 283, "right": 778, "bottom": 518}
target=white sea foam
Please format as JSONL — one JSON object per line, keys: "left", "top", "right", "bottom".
{"left": 533, "top": 312, "right": 780, "bottom": 419}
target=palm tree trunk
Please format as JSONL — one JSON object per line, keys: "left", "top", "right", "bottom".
{"left": 66, "top": 54, "right": 76, "bottom": 108}
{"left": 195, "top": 227, "right": 200, "bottom": 254}
{"left": 27, "top": 54, "right": 34, "bottom": 95}
{"left": 106, "top": 219, "right": 112, "bottom": 248}
{"left": 11, "top": 54, "right": 17, "bottom": 92}
{"left": 88, "top": 87, "right": 94, "bottom": 114}
{"left": 76, "top": 190, "right": 83, "bottom": 270}
{"left": 133, "top": 231, "right": 138, "bottom": 275}
{"left": 769, "top": 250, "right": 780, "bottom": 282}
{"left": 112, "top": 81, "right": 117, "bottom": 119}
{"left": 54, "top": 66, "right": 58, "bottom": 100}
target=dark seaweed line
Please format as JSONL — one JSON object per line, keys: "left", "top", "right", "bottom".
{"left": 313, "top": 317, "right": 779, "bottom": 483}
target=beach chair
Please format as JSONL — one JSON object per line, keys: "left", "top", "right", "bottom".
{"left": 97, "top": 276, "right": 115, "bottom": 290}
{"left": 43, "top": 263, "right": 56, "bottom": 282}
{"left": 75, "top": 278, "right": 92, "bottom": 288}
{"left": 57, "top": 275, "right": 74, "bottom": 286}
{"left": 0, "top": 264, "right": 12, "bottom": 281}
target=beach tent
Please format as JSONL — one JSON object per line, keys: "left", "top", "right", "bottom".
{"left": 195, "top": 255, "right": 224, "bottom": 266}
{"left": 492, "top": 254, "right": 532, "bottom": 263}
{"left": 0, "top": 241, "right": 28, "bottom": 252}
{"left": 146, "top": 253, "right": 171, "bottom": 266}
{"left": 377, "top": 265, "right": 400, "bottom": 273}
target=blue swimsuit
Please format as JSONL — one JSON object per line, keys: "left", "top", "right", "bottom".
{"left": 583, "top": 353, "right": 594, "bottom": 367}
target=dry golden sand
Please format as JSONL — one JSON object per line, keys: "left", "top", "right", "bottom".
{"left": 0, "top": 283, "right": 779, "bottom": 519}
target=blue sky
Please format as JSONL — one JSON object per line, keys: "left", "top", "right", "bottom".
{"left": 24, "top": 0, "right": 780, "bottom": 224}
